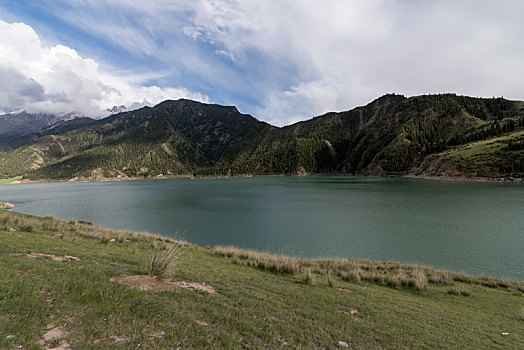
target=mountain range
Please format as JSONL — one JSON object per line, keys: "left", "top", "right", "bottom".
{"left": 1, "top": 94, "right": 523, "bottom": 181}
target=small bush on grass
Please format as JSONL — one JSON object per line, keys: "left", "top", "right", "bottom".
{"left": 149, "top": 244, "right": 182, "bottom": 280}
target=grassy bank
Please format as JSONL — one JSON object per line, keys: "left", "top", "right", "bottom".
{"left": 0, "top": 210, "right": 523, "bottom": 349}
{"left": 0, "top": 176, "right": 23, "bottom": 184}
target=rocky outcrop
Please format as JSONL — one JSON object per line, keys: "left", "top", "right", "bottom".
{"left": 0, "top": 202, "right": 15, "bottom": 209}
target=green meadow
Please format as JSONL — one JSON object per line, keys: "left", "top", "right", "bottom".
{"left": 0, "top": 210, "right": 523, "bottom": 349}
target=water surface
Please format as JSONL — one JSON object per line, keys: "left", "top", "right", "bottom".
{"left": 1, "top": 176, "right": 522, "bottom": 280}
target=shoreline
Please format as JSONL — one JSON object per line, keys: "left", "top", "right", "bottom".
{"left": 2, "top": 208, "right": 523, "bottom": 283}
{"left": 2, "top": 207, "right": 522, "bottom": 282}
{"left": 3, "top": 171, "right": 523, "bottom": 185}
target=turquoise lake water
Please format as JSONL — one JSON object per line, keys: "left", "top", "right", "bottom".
{"left": 1, "top": 176, "right": 523, "bottom": 280}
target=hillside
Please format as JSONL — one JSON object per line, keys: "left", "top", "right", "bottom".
{"left": 1, "top": 94, "right": 523, "bottom": 181}
{"left": 1, "top": 210, "right": 523, "bottom": 349}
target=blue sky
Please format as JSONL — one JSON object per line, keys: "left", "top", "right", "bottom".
{"left": 1, "top": 1, "right": 523, "bottom": 125}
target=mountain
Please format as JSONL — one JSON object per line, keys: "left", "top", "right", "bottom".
{"left": 213, "top": 93, "right": 524, "bottom": 178}
{"left": 0, "top": 100, "right": 273, "bottom": 179}
{"left": 0, "top": 117, "right": 96, "bottom": 152}
{"left": 0, "top": 94, "right": 523, "bottom": 181}
{"left": 0, "top": 111, "right": 59, "bottom": 144}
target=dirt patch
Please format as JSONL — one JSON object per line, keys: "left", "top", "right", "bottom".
{"left": 24, "top": 253, "right": 81, "bottom": 262}
{"left": 335, "top": 287, "right": 353, "bottom": 293}
{"left": 110, "top": 275, "right": 217, "bottom": 294}
{"left": 40, "top": 326, "right": 69, "bottom": 349}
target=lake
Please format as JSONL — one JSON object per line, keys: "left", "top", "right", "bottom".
{"left": 1, "top": 176, "right": 523, "bottom": 280}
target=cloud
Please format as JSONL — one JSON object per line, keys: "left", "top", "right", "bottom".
{"left": 2, "top": 1, "right": 524, "bottom": 124}
{"left": 0, "top": 66, "right": 45, "bottom": 110}
{"left": 0, "top": 20, "right": 208, "bottom": 117}
{"left": 179, "top": 0, "right": 524, "bottom": 123}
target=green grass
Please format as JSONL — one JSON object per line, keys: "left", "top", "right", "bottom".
{"left": 421, "top": 130, "right": 524, "bottom": 177}
{"left": 0, "top": 176, "right": 23, "bottom": 184}
{"left": 0, "top": 210, "right": 523, "bottom": 349}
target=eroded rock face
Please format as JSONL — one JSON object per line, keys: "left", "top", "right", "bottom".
{"left": 0, "top": 202, "right": 15, "bottom": 209}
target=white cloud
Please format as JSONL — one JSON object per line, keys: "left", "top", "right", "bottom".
{"left": 0, "top": 20, "right": 208, "bottom": 117}
{"left": 176, "top": 0, "right": 524, "bottom": 123}
{"left": 2, "top": 1, "right": 524, "bottom": 125}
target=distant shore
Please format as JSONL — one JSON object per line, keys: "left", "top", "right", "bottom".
{"left": 3, "top": 172, "right": 523, "bottom": 185}
{"left": 400, "top": 174, "right": 523, "bottom": 183}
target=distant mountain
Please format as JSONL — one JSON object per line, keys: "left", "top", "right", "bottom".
{"left": 0, "top": 94, "right": 523, "bottom": 181}
{"left": 0, "top": 112, "right": 96, "bottom": 151}
{"left": 0, "top": 111, "right": 59, "bottom": 143}
{"left": 0, "top": 106, "right": 125, "bottom": 146}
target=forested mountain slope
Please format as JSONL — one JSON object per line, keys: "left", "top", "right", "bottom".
{"left": 1, "top": 94, "right": 523, "bottom": 181}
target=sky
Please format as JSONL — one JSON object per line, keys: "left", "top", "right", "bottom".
{"left": 0, "top": 0, "right": 523, "bottom": 125}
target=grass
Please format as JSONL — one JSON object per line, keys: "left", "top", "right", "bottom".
{"left": 213, "top": 245, "right": 524, "bottom": 294}
{"left": 422, "top": 130, "right": 524, "bottom": 177}
{"left": 0, "top": 175, "right": 23, "bottom": 184}
{"left": 0, "top": 210, "right": 523, "bottom": 349}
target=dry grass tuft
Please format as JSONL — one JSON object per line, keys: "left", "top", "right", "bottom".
{"left": 345, "top": 264, "right": 361, "bottom": 283}
{"left": 447, "top": 286, "right": 471, "bottom": 296}
{"left": 212, "top": 244, "right": 524, "bottom": 293}
{"left": 214, "top": 246, "right": 300, "bottom": 274}
{"left": 100, "top": 233, "right": 111, "bottom": 244}
{"left": 410, "top": 269, "right": 428, "bottom": 292}
{"left": 302, "top": 269, "right": 314, "bottom": 285}
{"left": 327, "top": 269, "right": 335, "bottom": 288}
{"left": 149, "top": 244, "right": 182, "bottom": 279}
